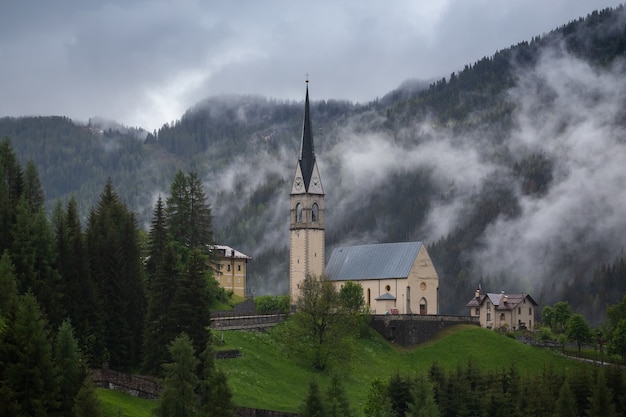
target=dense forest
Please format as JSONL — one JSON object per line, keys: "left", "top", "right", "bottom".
{"left": 1, "top": 6, "right": 626, "bottom": 323}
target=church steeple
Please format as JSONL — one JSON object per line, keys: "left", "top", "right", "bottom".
{"left": 299, "top": 84, "right": 315, "bottom": 191}
{"left": 290, "top": 80, "right": 325, "bottom": 302}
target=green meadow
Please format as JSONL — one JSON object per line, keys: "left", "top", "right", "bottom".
{"left": 99, "top": 324, "right": 586, "bottom": 416}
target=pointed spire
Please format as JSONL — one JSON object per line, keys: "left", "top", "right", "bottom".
{"left": 299, "top": 81, "right": 315, "bottom": 190}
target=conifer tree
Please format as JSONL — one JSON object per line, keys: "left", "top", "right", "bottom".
{"left": 22, "top": 159, "right": 45, "bottom": 213}
{"left": 146, "top": 194, "right": 168, "bottom": 280}
{"left": 326, "top": 373, "right": 352, "bottom": 417}
{"left": 55, "top": 196, "right": 102, "bottom": 363}
{"left": 0, "top": 138, "right": 23, "bottom": 255}
{"left": 171, "top": 247, "right": 212, "bottom": 353}
{"left": 86, "top": 179, "right": 146, "bottom": 369}
{"left": 553, "top": 379, "right": 577, "bottom": 417}
{"left": 0, "top": 250, "right": 19, "bottom": 319}
{"left": 587, "top": 371, "right": 616, "bottom": 417}
{"left": 1, "top": 292, "right": 59, "bottom": 416}
{"left": 10, "top": 198, "right": 65, "bottom": 329}
{"left": 155, "top": 333, "right": 199, "bottom": 417}
{"left": 142, "top": 242, "right": 181, "bottom": 375}
{"left": 407, "top": 373, "right": 440, "bottom": 417}
{"left": 299, "top": 379, "right": 325, "bottom": 417}
{"left": 166, "top": 170, "right": 213, "bottom": 251}
{"left": 197, "top": 338, "right": 234, "bottom": 417}
{"left": 55, "top": 319, "right": 84, "bottom": 417}
{"left": 73, "top": 376, "right": 102, "bottom": 417}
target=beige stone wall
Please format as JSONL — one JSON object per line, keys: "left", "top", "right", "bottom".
{"left": 215, "top": 258, "right": 248, "bottom": 297}
{"left": 290, "top": 229, "right": 325, "bottom": 301}
{"left": 289, "top": 192, "right": 325, "bottom": 302}
{"left": 406, "top": 246, "right": 439, "bottom": 315}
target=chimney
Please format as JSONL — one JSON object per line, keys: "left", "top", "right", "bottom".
{"left": 475, "top": 288, "right": 480, "bottom": 298}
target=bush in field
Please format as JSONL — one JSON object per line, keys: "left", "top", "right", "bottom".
{"left": 254, "top": 295, "right": 290, "bottom": 314}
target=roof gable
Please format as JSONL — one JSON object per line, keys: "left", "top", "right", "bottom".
{"left": 325, "top": 241, "right": 423, "bottom": 281}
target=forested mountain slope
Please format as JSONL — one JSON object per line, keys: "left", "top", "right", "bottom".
{"left": 2, "top": 6, "right": 626, "bottom": 322}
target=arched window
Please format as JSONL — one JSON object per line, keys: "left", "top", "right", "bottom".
{"left": 296, "top": 203, "right": 303, "bottom": 223}
{"left": 312, "top": 203, "right": 318, "bottom": 222}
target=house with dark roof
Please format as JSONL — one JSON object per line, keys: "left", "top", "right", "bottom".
{"left": 466, "top": 290, "right": 537, "bottom": 330}
{"left": 325, "top": 241, "right": 439, "bottom": 315}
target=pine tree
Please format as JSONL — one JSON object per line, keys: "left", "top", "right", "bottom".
{"left": 73, "top": 375, "right": 102, "bottom": 417}
{"left": 171, "top": 248, "right": 212, "bottom": 354}
{"left": 86, "top": 179, "right": 146, "bottom": 370}
{"left": 55, "top": 196, "right": 102, "bottom": 363}
{"left": 142, "top": 242, "right": 181, "bottom": 375}
{"left": 55, "top": 319, "right": 84, "bottom": 417}
{"left": 299, "top": 379, "right": 325, "bottom": 417}
{"left": 587, "top": 371, "right": 616, "bottom": 417}
{"left": 407, "top": 373, "right": 440, "bottom": 417}
{"left": 22, "top": 159, "right": 45, "bottom": 213}
{"left": 166, "top": 170, "right": 213, "bottom": 251}
{"left": 166, "top": 170, "right": 191, "bottom": 248}
{"left": 146, "top": 194, "right": 168, "bottom": 280}
{"left": 553, "top": 379, "right": 577, "bottom": 417}
{"left": 155, "top": 333, "right": 200, "bottom": 417}
{"left": 10, "top": 198, "right": 65, "bottom": 329}
{"left": 326, "top": 373, "right": 352, "bottom": 417}
{"left": 1, "top": 292, "right": 59, "bottom": 416}
{"left": 0, "top": 250, "right": 19, "bottom": 318}
{"left": 186, "top": 171, "right": 213, "bottom": 250}
{"left": 0, "top": 138, "right": 23, "bottom": 255}
{"left": 197, "top": 339, "right": 234, "bottom": 417}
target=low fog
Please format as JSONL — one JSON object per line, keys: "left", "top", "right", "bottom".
{"left": 190, "top": 41, "right": 626, "bottom": 300}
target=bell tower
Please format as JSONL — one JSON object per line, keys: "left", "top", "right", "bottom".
{"left": 290, "top": 81, "right": 325, "bottom": 302}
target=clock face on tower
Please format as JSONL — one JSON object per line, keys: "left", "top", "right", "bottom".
{"left": 294, "top": 176, "right": 303, "bottom": 191}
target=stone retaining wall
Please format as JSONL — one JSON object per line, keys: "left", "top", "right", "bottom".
{"left": 370, "top": 315, "right": 479, "bottom": 346}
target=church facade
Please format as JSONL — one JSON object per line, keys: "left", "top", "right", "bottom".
{"left": 289, "top": 83, "right": 440, "bottom": 314}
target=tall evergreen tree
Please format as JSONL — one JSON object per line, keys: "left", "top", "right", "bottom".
{"left": 55, "top": 319, "right": 84, "bottom": 417}
{"left": 0, "top": 138, "right": 23, "bottom": 255}
{"left": 299, "top": 379, "right": 325, "bottom": 417}
{"left": 55, "top": 196, "right": 102, "bottom": 363}
{"left": 142, "top": 242, "right": 181, "bottom": 375}
{"left": 10, "top": 198, "right": 64, "bottom": 329}
{"left": 0, "top": 292, "right": 59, "bottom": 417}
{"left": 587, "top": 371, "right": 616, "bottom": 417}
{"left": 326, "top": 373, "right": 352, "bottom": 417}
{"left": 171, "top": 248, "right": 212, "bottom": 354}
{"left": 166, "top": 170, "right": 213, "bottom": 251}
{"left": 73, "top": 376, "right": 102, "bottom": 417}
{"left": 86, "top": 179, "right": 146, "bottom": 369}
{"left": 197, "top": 339, "right": 234, "bottom": 417}
{"left": 166, "top": 170, "right": 191, "bottom": 248}
{"left": 407, "top": 373, "right": 439, "bottom": 417}
{"left": 155, "top": 333, "right": 199, "bottom": 417}
{"left": 146, "top": 194, "right": 168, "bottom": 280}
{"left": 553, "top": 379, "right": 577, "bottom": 417}
{"left": 22, "top": 159, "right": 45, "bottom": 213}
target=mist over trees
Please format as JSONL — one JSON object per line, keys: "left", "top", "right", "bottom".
{"left": 1, "top": 6, "right": 626, "bottom": 322}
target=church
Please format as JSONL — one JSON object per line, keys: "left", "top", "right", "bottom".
{"left": 289, "top": 82, "right": 440, "bottom": 315}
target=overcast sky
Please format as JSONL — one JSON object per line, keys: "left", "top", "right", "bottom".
{"left": 1, "top": 0, "right": 622, "bottom": 131}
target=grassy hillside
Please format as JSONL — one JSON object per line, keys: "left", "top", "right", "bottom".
{"left": 214, "top": 324, "right": 585, "bottom": 413}
{"left": 97, "top": 325, "right": 588, "bottom": 415}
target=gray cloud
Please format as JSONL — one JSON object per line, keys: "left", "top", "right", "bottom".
{"left": 1, "top": 0, "right": 622, "bottom": 130}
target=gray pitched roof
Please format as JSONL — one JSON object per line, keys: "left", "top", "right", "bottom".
{"left": 466, "top": 292, "right": 537, "bottom": 309}
{"left": 375, "top": 292, "right": 397, "bottom": 301}
{"left": 325, "top": 241, "right": 423, "bottom": 281}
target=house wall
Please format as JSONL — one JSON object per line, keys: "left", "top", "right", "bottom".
{"left": 478, "top": 297, "right": 535, "bottom": 330}
{"left": 215, "top": 257, "right": 248, "bottom": 297}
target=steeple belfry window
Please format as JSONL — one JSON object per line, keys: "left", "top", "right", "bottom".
{"left": 312, "top": 203, "right": 318, "bottom": 222}
{"left": 296, "top": 203, "right": 303, "bottom": 223}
